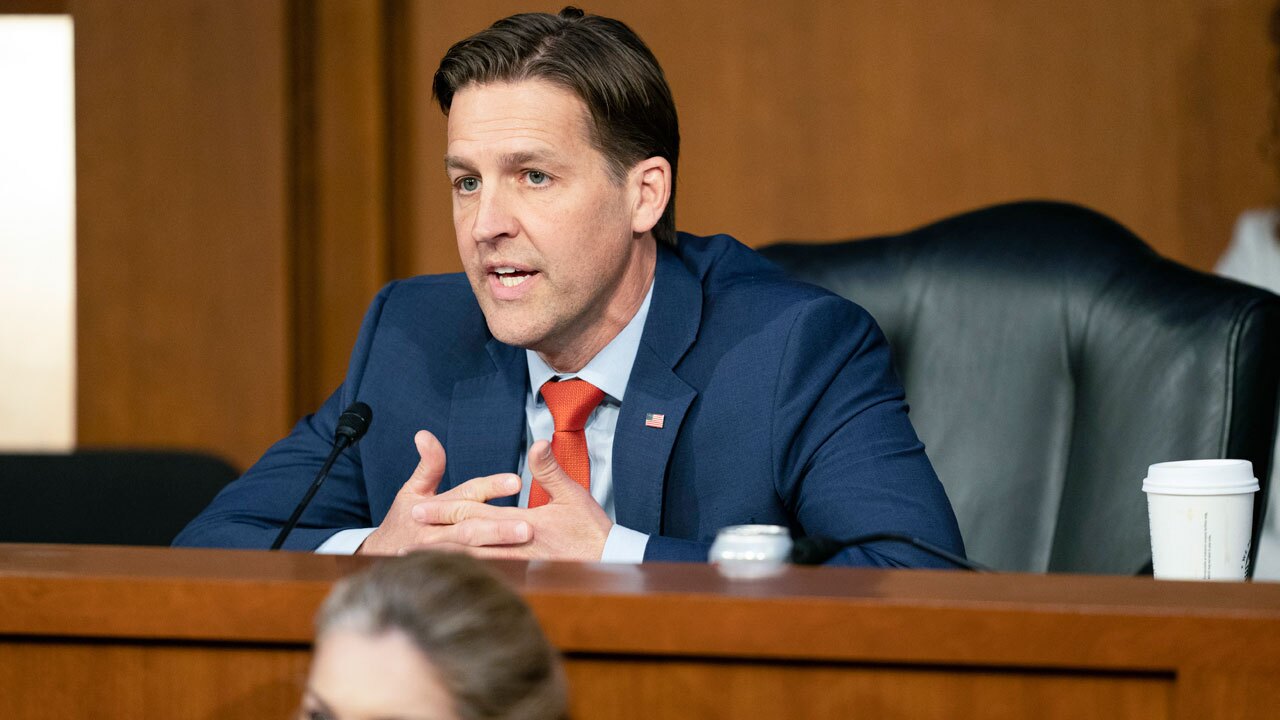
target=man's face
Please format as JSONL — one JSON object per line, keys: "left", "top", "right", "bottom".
{"left": 446, "top": 79, "right": 656, "bottom": 371}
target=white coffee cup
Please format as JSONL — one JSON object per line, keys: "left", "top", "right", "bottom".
{"left": 1142, "top": 459, "right": 1258, "bottom": 581}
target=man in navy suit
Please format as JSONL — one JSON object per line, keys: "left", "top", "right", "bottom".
{"left": 175, "top": 8, "right": 963, "bottom": 566}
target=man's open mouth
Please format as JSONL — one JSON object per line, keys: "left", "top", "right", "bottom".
{"left": 493, "top": 267, "right": 537, "bottom": 287}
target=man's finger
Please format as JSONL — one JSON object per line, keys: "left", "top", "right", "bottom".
{"left": 434, "top": 473, "right": 521, "bottom": 504}
{"left": 412, "top": 498, "right": 522, "bottom": 526}
{"left": 397, "top": 543, "right": 524, "bottom": 560}
{"left": 405, "top": 430, "right": 447, "bottom": 496}
{"left": 527, "top": 439, "right": 585, "bottom": 502}
{"left": 443, "top": 517, "right": 532, "bottom": 547}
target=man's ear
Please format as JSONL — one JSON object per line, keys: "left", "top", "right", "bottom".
{"left": 628, "top": 156, "right": 672, "bottom": 236}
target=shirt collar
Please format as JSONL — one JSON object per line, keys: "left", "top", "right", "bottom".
{"left": 526, "top": 279, "right": 654, "bottom": 403}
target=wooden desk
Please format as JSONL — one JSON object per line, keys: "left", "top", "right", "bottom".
{"left": 0, "top": 544, "right": 1277, "bottom": 719}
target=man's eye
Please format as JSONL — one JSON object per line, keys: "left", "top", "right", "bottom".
{"left": 457, "top": 177, "right": 480, "bottom": 192}
{"left": 526, "top": 170, "right": 548, "bottom": 185}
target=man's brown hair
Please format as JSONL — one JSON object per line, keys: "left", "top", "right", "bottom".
{"left": 433, "top": 6, "right": 680, "bottom": 246}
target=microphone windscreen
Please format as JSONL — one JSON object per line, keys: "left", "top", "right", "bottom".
{"left": 335, "top": 401, "right": 373, "bottom": 443}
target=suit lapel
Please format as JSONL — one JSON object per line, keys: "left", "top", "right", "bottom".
{"left": 446, "top": 339, "right": 527, "bottom": 507}
{"left": 612, "top": 246, "right": 701, "bottom": 534}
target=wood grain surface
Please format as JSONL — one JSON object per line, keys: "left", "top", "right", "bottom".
{"left": 72, "top": 0, "right": 294, "bottom": 466}
{"left": 0, "top": 545, "right": 1278, "bottom": 718}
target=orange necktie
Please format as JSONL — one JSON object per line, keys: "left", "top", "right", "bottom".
{"left": 529, "top": 378, "right": 604, "bottom": 508}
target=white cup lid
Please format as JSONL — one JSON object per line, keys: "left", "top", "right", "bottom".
{"left": 1142, "top": 459, "right": 1259, "bottom": 495}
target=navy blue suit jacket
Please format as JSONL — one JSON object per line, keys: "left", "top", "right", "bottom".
{"left": 175, "top": 233, "right": 963, "bottom": 565}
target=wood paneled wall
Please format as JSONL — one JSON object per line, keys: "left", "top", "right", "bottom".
{"left": 68, "top": 0, "right": 1276, "bottom": 468}
{"left": 73, "top": 0, "right": 294, "bottom": 468}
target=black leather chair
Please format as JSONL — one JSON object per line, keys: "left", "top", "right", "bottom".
{"left": 760, "top": 201, "right": 1280, "bottom": 574}
{"left": 0, "top": 450, "right": 239, "bottom": 546}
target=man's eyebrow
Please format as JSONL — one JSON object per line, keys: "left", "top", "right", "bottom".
{"left": 444, "top": 151, "right": 562, "bottom": 173}
{"left": 498, "top": 150, "right": 559, "bottom": 168}
{"left": 443, "top": 155, "right": 476, "bottom": 173}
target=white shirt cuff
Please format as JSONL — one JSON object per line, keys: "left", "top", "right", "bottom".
{"left": 315, "top": 527, "right": 376, "bottom": 555}
{"left": 600, "top": 524, "right": 649, "bottom": 563}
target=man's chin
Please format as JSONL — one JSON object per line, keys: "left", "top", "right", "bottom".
{"left": 482, "top": 315, "right": 550, "bottom": 351}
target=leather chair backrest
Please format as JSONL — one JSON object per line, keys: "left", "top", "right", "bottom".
{"left": 760, "top": 201, "right": 1280, "bottom": 574}
{"left": 0, "top": 450, "right": 239, "bottom": 546}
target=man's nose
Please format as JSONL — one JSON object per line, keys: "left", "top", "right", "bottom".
{"left": 470, "top": 185, "right": 519, "bottom": 244}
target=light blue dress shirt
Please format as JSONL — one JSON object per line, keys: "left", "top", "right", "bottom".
{"left": 520, "top": 282, "right": 653, "bottom": 562}
{"left": 317, "top": 281, "right": 654, "bottom": 561}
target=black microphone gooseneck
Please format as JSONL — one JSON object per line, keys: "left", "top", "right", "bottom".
{"left": 270, "top": 402, "right": 373, "bottom": 550}
{"left": 791, "top": 532, "right": 992, "bottom": 572}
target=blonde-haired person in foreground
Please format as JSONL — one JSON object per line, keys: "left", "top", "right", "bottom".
{"left": 300, "top": 551, "right": 567, "bottom": 720}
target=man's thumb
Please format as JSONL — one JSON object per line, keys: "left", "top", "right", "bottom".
{"left": 529, "top": 440, "right": 577, "bottom": 499}
{"left": 406, "top": 430, "right": 446, "bottom": 496}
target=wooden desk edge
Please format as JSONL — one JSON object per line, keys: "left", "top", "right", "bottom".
{"left": 0, "top": 544, "right": 1276, "bottom": 675}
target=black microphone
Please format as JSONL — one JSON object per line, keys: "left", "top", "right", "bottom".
{"left": 791, "top": 532, "right": 991, "bottom": 572}
{"left": 270, "top": 401, "right": 373, "bottom": 550}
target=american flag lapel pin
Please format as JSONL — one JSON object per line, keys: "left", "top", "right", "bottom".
{"left": 644, "top": 412, "right": 665, "bottom": 429}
